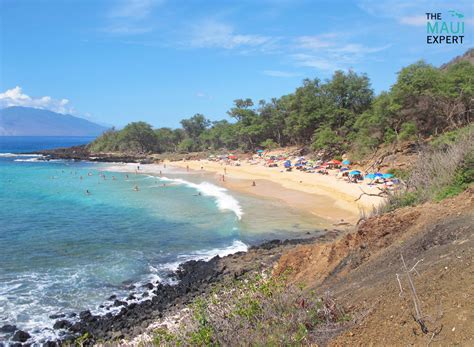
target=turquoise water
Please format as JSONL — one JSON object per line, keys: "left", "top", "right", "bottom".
{"left": 0, "top": 137, "right": 323, "bottom": 343}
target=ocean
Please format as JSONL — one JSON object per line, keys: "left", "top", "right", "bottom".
{"left": 0, "top": 136, "right": 323, "bottom": 343}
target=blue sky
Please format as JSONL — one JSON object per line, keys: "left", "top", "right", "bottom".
{"left": 1, "top": 0, "right": 472, "bottom": 128}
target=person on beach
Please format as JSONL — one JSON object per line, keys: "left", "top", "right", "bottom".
{"left": 224, "top": 167, "right": 227, "bottom": 174}
{"left": 186, "top": 165, "right": 189, "bottom": 171}
{"left": 252, "top": 181, "right": 256, "bottom": 187}
{"left": 222, "top": 174, "right": 225, "bottom": 182}
{"left": 159, "top": 171, "right": 162, "bottom": 177}
{"left": 137, "top": 165, "right": 140, "bottom": 171}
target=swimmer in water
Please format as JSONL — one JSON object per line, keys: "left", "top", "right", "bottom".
{"left": 133, "top": 185, "right": 139, "bottom": 191}
{"left": 86, "top": 189, "right": 91, "bottom": 195}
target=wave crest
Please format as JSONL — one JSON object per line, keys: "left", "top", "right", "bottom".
{"left": 161, "top": 177, "right": 243, "bottom": 219}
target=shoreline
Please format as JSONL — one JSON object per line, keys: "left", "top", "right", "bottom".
{"left": 105, "top": 160, "right": 385, "bottom": 224}
{"left": 25, "top": 236, "right": 340, "bottom": 345}
{"left": 171, "top": 160, "right": 385, "bottom": 216}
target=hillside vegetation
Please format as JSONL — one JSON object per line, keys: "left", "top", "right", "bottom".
{"left": 89, "top": 51, "right": 473, "bottom": 159}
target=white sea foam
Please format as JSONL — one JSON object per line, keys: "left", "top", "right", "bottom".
{"left": 0, "top": 153, "right": 43, "bottom": 158}
{"left": 158, "top": 240, "right": 248, "bottom": 272}
{"left": 160, "top": 177, "right": 243, "bottom": 219}
{"left": 14, "top": 158, "right": 62, "bottom": 162}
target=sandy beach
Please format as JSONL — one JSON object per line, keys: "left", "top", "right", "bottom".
{"left": 105, "top": 160, "right": 386, "bottom": 224}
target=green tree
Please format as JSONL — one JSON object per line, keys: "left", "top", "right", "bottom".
{"left": 118, "top": 122, "right": 157, "bottom": 153}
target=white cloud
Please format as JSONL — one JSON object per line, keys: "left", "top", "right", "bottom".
{"left": 262, "top": 70, "right": 300, "bottom": 77}
{"left": 109, "top": 0, "right": 161, "bottom": 19}
{"left": 291, "top": 54, "right": 339, "bottom": 71}
{"left": 399, "top": 15, "right": 428, "bottom": 26}
{"left": 103, "top": 0, "right": 162, "bottom": 36}
{"left": 0, "top": 86, "right": 74, "bottom": 114}
{"left": 188, "top": 20, "right": 276, "bottom": 50}
{"left": 294, "top": 33, "right": 338, "bottom": 50}
{"left": 291, "top": 32, "right": 391, "bottom": 72}
{"left": 102, "top": 24, "right": 153, "bottom": 35}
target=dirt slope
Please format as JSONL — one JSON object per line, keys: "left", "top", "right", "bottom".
{"left": 275, "top": 189, "right": 474, "bottom": 346}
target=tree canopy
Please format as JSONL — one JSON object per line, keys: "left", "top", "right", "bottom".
{"left": 89, "top": 59, "right": 473, "bottom": 157}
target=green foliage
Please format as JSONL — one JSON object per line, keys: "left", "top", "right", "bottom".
{"left": 155, "top": 271, "right": 350, "bottom": 346}
{"left": 387, "top": 168, "right": 409, "bottom": 180}
{"left": 398, "top": 122, "right": 418, "bottom": 141}
{"left": 260, "top": 138, "right": 278, "bottom": 150}
{"left": 434, "top": 150, "right": 474, "bottom": 201}
{"left": 384, "top": 129, "right": 473, "bottom": 211}
{"left": 311, "top": 126, "right": 344, "bottom": 153}
{"left": 89, "top": 58, "right": 473, "bottom": 158}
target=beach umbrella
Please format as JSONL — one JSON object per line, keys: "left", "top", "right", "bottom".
{"left": 257, "top": 149, "right": 264, "bottom": 153}
{"left": 374, "top": 173, "right": 383, "bottom": 177}
{"left": 342, "top": 160, "right": 351, "bottom": 165}
{"left": 382, "top": 173, "right": 394, "bottom": 179}
{"left": 328, "top": 159, "right": 342, "bottom": 165}
{"left": 349, "top": 170, "right": 361, "bottom": 175}
{"left": 365, "top": 173, "right": 376, "bottom": 180}
{"left": 340, "top": 167, "right": 349, "bottom": 171}
{"left": 284, "top": 160, "right": 292, "bottom": 168}
{"left": 228, "top": 155, "right": 238, "bottom": 160}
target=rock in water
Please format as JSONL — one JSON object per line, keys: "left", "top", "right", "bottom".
{"left": 12, "top": 330, "right": 31, "bottom": 342}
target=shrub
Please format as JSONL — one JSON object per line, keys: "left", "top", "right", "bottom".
{"left": 260, "top": 138, "right": 279, "bottom": 150}
{"left": 398, "top": 122, "right": 418, "bottom": 141}
{"left": 152, "top": 272, "right": 350, "bottom": 346}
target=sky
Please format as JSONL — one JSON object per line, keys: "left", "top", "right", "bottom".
{"left": 0, "top": 0, "right": 473, "bottom": 128}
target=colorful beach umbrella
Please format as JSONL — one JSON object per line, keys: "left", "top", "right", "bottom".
{"left": 349, "top": 170, "right": 361, "bottom": 175}
{"left": 342, "top": 160, "right": 351, "bottom": 165}
{"left": 382, "top": 173, "right": 394, "bottom": 179}
{"left": 374, "top": 173, "right": 383, "bottom": 177}
{"left": 328, "top": 159, "right": 342, "bottom": 165}
{"left": 365, "top": 173, "right": 376, "bottom": 180}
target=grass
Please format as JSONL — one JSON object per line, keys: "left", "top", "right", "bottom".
{"left": 151, "top": 271, "right": 350, "bottom": 346}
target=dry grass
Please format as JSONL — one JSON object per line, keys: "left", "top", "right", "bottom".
{"left": 151, "top": 271, "right": 351, "bottom": 346}
{"left": 378, "top": 129, "right": 473, "bottom": 212}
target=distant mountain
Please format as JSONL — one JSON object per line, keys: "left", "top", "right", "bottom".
{"left": 0, "top": 106, "right": 108, "bottom": 136}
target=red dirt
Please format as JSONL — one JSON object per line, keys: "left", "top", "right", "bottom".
{"left": 275, "top": 188, "right": 474, "bottom": 346}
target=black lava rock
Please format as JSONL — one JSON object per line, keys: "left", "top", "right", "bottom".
{"left": 0, "top": 324, "right": 17, "bottom": 333}
{"left": 53, "top": 320, "right": 73, "bottom": 330}
{"left": 11, "top": 330, "right": 31, "bottom": 342}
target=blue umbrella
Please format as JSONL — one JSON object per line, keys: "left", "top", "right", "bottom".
{"left": 284, "top": 160, "right": 292, "bottom": 168}
{"left": 257, "top": 149, "right": 264, "bottom": 153}
{"left": 374, "top": 173, "right": 383, "bottom": 177}
{"left": 382, "top": 173, "right": 394, "bottom": 179}
{"left": 342, "top": 160, "right": 351, "bottom": 165}
{"left": 365, "top": 173, "right": 376, "bottom": 180}
{"left": 340, "top": 167, "right": 349, "bottom": 171}
{"left": 349, "top": 170, "right": 361, "bottom": 175}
